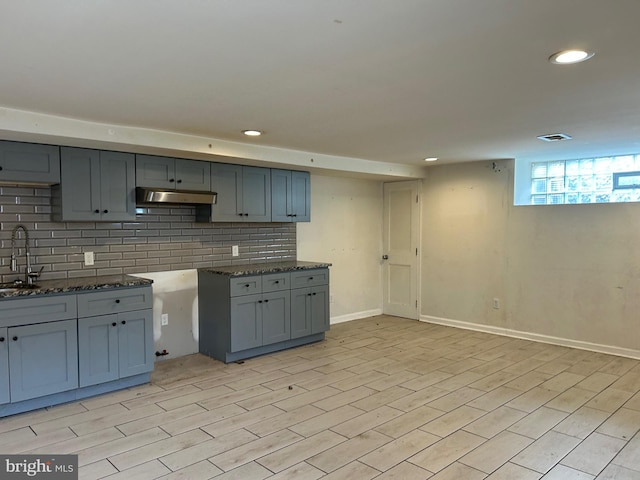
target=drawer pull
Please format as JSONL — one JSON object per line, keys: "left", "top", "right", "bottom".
{"left": 115, "top": 299, "right": 120, "bottom": 304}
{"left": 169, "top": 178, "right": 175, "bottom": 183}
{"left": 309, "top": 277, "right": 314, "bottom": 280}
{"left": 103, "top": 209, "right": 109, "bottom": 214}
{"left": 264, "top": 299, "right": 269, "bottom": 303}
{"left": 274, "top": 280, "right": 279, "bottom": 284}
{"left": 12, "top": 336, "right": 18, "bottom": 341}
{"left": 245, "top": 284, "right": 250, "bottom": 288}
{"left": 121, "top": 320, "right": 126, "bottom": 325}
{"left": 94, "top": 209, "right": 100, "bottom": 213}
{"left": 0, "top": 337, "right": 4, "bottom": 342}
{"left": 258, "top": 300, "right": 263, "bottom": 304}
{"left": 312, "top": 293, "right": 317, "bottom": 296}
{"left": 177, "top": 179, "right": 182, "bottom": 183}
{"left": 307, "top": 293, "right": 312, "bottom": 296}
{"left": 112, "top": 322, "right": 117, "bottom": 327}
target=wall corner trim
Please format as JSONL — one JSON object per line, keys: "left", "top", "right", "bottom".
{"left": 421, "top": 314, "right": 640, "bottom": 360}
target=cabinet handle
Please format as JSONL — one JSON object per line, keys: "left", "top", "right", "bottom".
{"left": 309, "top": 277, "right": 314, "bottom": 280}
{"left": 245, "top": 284, "right": 250, "bottom": 288}
{"left": 258, "top": 300, "right": 263, "bottom": 303}
{"left": 264, "top": 299, "right": 269, "bottom": 303}
{"left": 312, "top": 292, "right": 317, "bottom": 296}
{"left": 12, "top": 336, "right": 18, "bottom": 341}
{"left": 0, "top": 337, "right": 4, "bottom": 342}
{"left": 238, "top": 213, "right": 244, "bottom": 216}
{"left": 94, "top": 209, "right": 100, "bottom": 213}
{"left": 112, "top": 322, "right": 117, "bottom": 327}
{"left": 0, "top": 166, "right": 3, "bottom": 171}
{"left": 121, "top": 320, "right": 126, "bottom": 325}
{"left": 307, "top": 293, "right": 312, "bottom": 296}
{"left": 177, "top": 179, "right": 182, "bottom": 184}
{"left": 115, "top": 299, "right": 120, "bottom": 304}
{"left": 274, "top": 280, "right": 279, "bottom": 284}
{"left": 244, "top": 213, "right": 249, "bottom": 216}
{"left": 292, "top": 214, "right": 297, "bottom": 217}
{"left": 169, "top": 178, "right": 175, "bottom": 182}
{"left": 103, "top": 209, "right": 109, "bottom": 214}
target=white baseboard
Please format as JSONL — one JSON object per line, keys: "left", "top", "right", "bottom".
{"left": 331, "top": 309, "right": 383, "bottom": 325}
{"left": 421, "top": 314, "right": 640, "bottom": 360}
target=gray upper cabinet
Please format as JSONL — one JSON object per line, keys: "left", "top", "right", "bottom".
{"left": 0, "top": 328, "right": 8, "bottom": 404}
{"left": 52, "top": 147, "right": 136, "bottom": 222}
{"left": 271, "top": 169, "right": 311, "bottom": 222}
{"left": 0, "top": 141, "right": 60, "bottom": 184}
{"left": 136, "top": 154, "right": 211, "bottom": 191}
{"left": 207, "top": 164, "right": 271, "bottom": 222}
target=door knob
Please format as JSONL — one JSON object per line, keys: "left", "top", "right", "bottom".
{"left": 382, "top": 255, "right": 389, "bottom": 260}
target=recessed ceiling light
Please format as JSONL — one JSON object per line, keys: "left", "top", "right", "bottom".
{"left": 424, "top": 157, "right": 438, "bottom": 162}
{"left": 242, "top": 130, "right": 263, "bottom": 136}
{"left": 549, "top": 49, "right": 594, "bottom": 65}
{"left": 537, "top": 133, "right": 572, "bottom": 142}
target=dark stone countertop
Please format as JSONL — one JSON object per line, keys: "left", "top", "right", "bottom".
{"left": 0, "top": 274, "right": 153, "bottom": 299}
{"left": 199, "top": 260, "right": 332, "bottom": 277}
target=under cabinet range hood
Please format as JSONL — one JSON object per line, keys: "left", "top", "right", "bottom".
{"left": 135, "top": 187, "right": 217, "bottom": 205}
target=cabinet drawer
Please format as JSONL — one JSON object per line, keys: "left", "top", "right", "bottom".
{"left": 230, "top": 276, "right": 262, "bottom": 297}
{"left": 77, "top": 286, "right": 152, "bottom": 317}
{"left": 0, "top": 295, "right": 77, "bottom": 328}
{"left": 262, "top": 272, "right": 291, "bottom": 293}
{"left": 290, "top": 269, "right": 329, "bottom": 288}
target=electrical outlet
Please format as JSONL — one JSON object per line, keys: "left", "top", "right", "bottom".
{"left": 232, "top": 245, "right": 239, "bottom": 257}
{"left": 493, "top": 298, "right": 500, "bottom": 309}
{"left": 84, "top": 251, "right": 94, "bottom": 266}
{"left": 161, "top": 313, "right": 169, "bottom": 326}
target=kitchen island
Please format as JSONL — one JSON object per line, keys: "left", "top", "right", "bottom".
{"left": 198, "top": 261, "right": 331, "bottom": 363}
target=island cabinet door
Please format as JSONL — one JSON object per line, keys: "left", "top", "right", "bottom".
{"left": 8, "top": 320, "right": 78, "bottom": 402}
{"left": 311, "top": 285, "right": 330, "bottom": 334}
{"left": 118, "top": 310, "right": 154, "bottom": 378}
{"left": 78, "top": 314, "right": 119, "bottom": 387}
{"left": 290, "top": 288, "right": 312, "bottom": 339}
{"left": 0, "top": 328, "right": 8, "bottom": 404}
{"left": 230, "top": 294, "right": 262, "bottom": 352}
{"left": 261, "top": 291, "right": 291, "bottom": 346}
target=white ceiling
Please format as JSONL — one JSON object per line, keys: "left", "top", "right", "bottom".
{"left": 2, "top": 0, "right": 640, "bottom": 170}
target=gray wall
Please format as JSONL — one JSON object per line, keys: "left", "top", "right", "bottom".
{"left": 0, "top": 185, "right": 296, "bottom": 283}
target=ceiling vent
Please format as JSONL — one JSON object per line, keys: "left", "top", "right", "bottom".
{"left": 537, "top": 133, "right": 573, "bottom": 142}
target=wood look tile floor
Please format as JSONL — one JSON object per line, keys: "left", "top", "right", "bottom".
{"left": 3, "top": 316, "right": 640, "bottom": 479}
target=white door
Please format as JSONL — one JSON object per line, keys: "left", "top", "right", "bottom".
{"left": 383, "top": 180, "right": 420, "bottom": 319}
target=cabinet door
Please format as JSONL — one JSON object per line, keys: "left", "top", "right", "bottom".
{"left": 8, "top": 319, "right": 78, "bottom": 402}
{"left": 262, "top": 291, "right": 291, "bottom": 345}
{"left": 118, "top": 310, "right": 154, "bottom": 378}
{"left": 310, "top": 285, "right": 330, "bottom": 334}
{"left": 176, "top": 159, "right": 211, "bottom": 191}
{"left": 290, "top": 288, "right": 312, "bottom": 339}
{"left": 135, "top": 154, "right": 176, "bottom": 189}
{"left": 243, "top": 167, "right": 271, "bottom": 222}
{"left": 230, "top": 294, "right": 262, "bottom": 352}
{"left": 59, "top": 147, "right": 102, "bottom": 221}
{"left": 78, "top": 315, "right": 119, "bottom": 387}
{"left": 271, "top": 169, "right": 291, "bottom": 222}
{"left": 0, "top": 141, "right": 60, "bottom": 184}
{"left": 0, "top": 328, "right": 8, "bottom": 404}
{"left": 100, "top": 151, "right": 136, "bottom": 221}
{"left": 211, "top": 163, "right": 243, "bottom": 221}
{"left": 291, "top": 171, "right": 311, "bottom": 222}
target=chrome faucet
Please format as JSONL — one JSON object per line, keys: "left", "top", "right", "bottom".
{"left": 10, "top": 224, "right": 42, "bottom": 285}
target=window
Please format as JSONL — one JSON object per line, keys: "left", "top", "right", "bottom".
{"left": 514, "top": 154, "right": 640, "bottom": 205}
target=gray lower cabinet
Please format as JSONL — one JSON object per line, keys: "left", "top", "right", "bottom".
{"left": 52, "top": 147, "right": 136, "bottom": 222}
{"left": 0, "top": 328, "right": 9, "bottom": 405}
{"left": 0, "top": 285, "right": 153, "bottom": 416}
{"left": 271, "top": 169, "right": 311, "bottom": 222}
{"left": 230, "top": 290, "right": 291, "bottom": 352}
{"left": 0, "top": 141, "right": 60, "bottom": 184}
{"left": 136, "top": 154, "right": 211, "bottom": 191}
{"left": 198, "top": 268, "right": 328, "bottom": 363}
{"left": 77, "top": 287, "right": 154, "bottom": 387}
{"left": 291, "top": 285, "right": 330, "bottom": 338}
{"left": 78, "top": 309, "right": 153, "bottom": 387}
{"left": 8, "top": 319, "right": 78, "bottom": 403}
